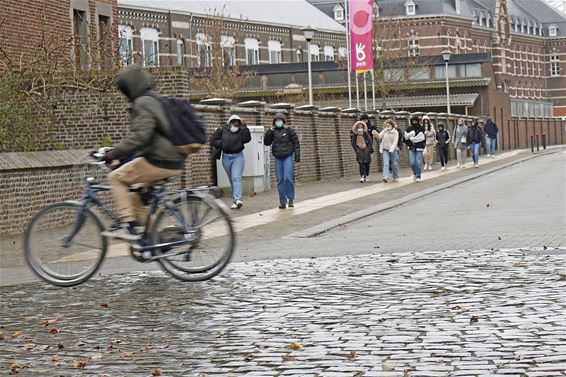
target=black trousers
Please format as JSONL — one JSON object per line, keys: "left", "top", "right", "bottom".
{"left": 438, "top": 145, "right": 449, "bottom": 166}
{"left": 358, "top": 162, "right": 370, "bottom": 177}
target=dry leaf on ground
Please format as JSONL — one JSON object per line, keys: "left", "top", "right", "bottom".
{"left": 290, "top": 342, "right": 302, "bottom": 350}
{"left": 75, "top": 341, "right": 86, "bottom": 347}
{"left": 118, "top": 351, "right": 133, "bottom": 358}
{"left": 23, "top": 343, "right": 36, "bottom": 351}
{"left": 49, "top": 328, "right": 62, "bottom": 335}
{"left": 281, "top": 354, "right": 295, "bottom": 362}
{"left": 51, "top": 355, "right": 59, "bottom": 362}
{"left": 90, "top": 353, "right": 103, "bottom": 361}
{"left": 11, "top": 331, "right": 22, "bottom": 338}
{"left": 347, "top": 350, "right": 357, "bottom": 359}
{"left": 470, "top": 315, "right": 480, "bottom": 324}
{"left": 382, "top": 363, "right": 395, "bottom": 371}
{"left": 74, "top": 359, "right": 87, "bottom": 368}
{"left": 152, "top": 369, "right": 162, "bottom": 376}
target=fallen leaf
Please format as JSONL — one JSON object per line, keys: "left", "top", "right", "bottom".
{"left": 152, "top": 369, "right": 162, "bottom": 376}
{"left": 347, "top": 350, "right": 357, "bottom": 359}
{"left": 452, "top": 305, "right": 469, "bottom": 312}
{"left": 138, "top": 345, "right": 151, "bottom": 353}
{"left": 543, "top": 245, "right": 548, "bottom": 250}
{"left": 252, "top": 346, "right": 261, "bottom": 353}
{"left": 0, "top": 334, "right": 4, "bottom": 341}
{"left": 49, "top": 328, "right": 62, "bottom": 335}
{"left": 57, "top": 343, "right": 64, "bottom": 349}
{"left": 11, "top": 331, "right": 22, "bottom": 338}
{"left": 75, "top": 341, "right": 86, "bottom": 347}
{"left": 42, "top": 345, "right": 50, "bottom": 351}
{"left": 10, "top": 363, "right": 21, "bottom": 372}
{"left": 23, "top": 343, "right": 36, "bottom": 351}
{"left": 486, "top": 203, "right": 491, "bottom": 207}
{"left": 51, "top": 355, "right": 59, "bottom": 362}
{"left": 382, "top": 363, "right": 395, "bottom": 371}
{"left": 281, "top": 354, "right": 295, "bottom": 362}
{"left": 219, "top": 330, "right": 226, "bottom": 337}
{"left": 470, "top": 316, "right": 480, "bottom": 324}
{"left": 90, "top": 353, "right": 103, "bottom": 361}
{"left": 100, "top": 303, "right": 109, "bottom": 308}
{"left": 74, "top": 359, "right": 87, "bottom": 368}
{"left": 160, "top": 343, "right": 170, "bottom": 349}
{"left": 512, "top": 260, "right": 524, "bottom": 267}
{"left": 374, "top": 246, "right": 380, "bottom": 249}
{"left": 249, "top": 192, "right": 257, "bottom": 197}
{"left": 42, "top": 319, "right": 58, "bottom": 327}
{"left": 290, "top": 342, "right": 302, "bottom": 350}
{"left": 117, "top": 351, "right": 133, "bottom": 358}
{"left": 497, "top": 236, "right": 502, "bottom": 240}
{"left": 387, "top": 258, "right": 399, "bottom": 263}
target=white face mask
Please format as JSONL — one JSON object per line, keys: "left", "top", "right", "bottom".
{"left": 275, "top": 120, "right": 284, "bottom": 128}
{"left": 230, "top": 125, "right": 239, "bottom": 133}
{"left": 386, "top": 126, "right": 392, "bottom": 131}
{"left": 357, "top": 128, "right": 364, "bottom": 134}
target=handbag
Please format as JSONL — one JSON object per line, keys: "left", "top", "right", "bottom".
{"left": 211, "top": 146, "right": 222, "bottom": 160}
{"left": 460, "top": 135, "right": 467, "bottom": 144}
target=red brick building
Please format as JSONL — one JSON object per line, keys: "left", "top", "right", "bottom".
{"left": 0, "top": 0, "right": 117, "bottom": 70}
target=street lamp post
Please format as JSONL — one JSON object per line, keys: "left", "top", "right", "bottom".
{"left": 441, "top": 48, "right": 453, "bottom": 114}
{"left": 302, "top": 26, "right": 316, "bottom": 105}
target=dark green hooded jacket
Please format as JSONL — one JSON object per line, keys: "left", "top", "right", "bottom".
{"left": 113, "top": 65, "right": 186, "bottom": 170}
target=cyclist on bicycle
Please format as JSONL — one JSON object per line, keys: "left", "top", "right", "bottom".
{"left": 101, "top": 65, "right": 186, "bottom": 241}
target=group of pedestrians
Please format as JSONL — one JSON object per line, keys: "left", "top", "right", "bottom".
{"left": 212, "top": 112, "right": 300, "bottom": 210}
{"left": 350, "top": 113, "right": 499, "bottom": 183}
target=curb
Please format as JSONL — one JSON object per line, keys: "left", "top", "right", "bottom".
{"left": 284, "top": 149, "right": 561, "bottom": 239}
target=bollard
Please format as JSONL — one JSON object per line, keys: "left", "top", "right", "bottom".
{"left": 536, "top": 134, "right": 540, "bottom": 151}
{"left": 542, "top": 134, "right": 547, "bottom": 150}
{"left": 530, "top": 134, "right": 534, "bottom": 153}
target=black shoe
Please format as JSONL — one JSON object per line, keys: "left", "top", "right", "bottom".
{"left": 288, "top": 200, "right": 294, "bottom": 208}
{"left": 278, "top": 204, "right": 286, "bottom": 209}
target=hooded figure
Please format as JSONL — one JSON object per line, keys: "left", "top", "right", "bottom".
{"left": 421, "top": 115, "right": 437, "bottom": 170}
{"left": 264, "top": 112, "right": 301, "bottom": 209}
{"left": 351, "top": 120, "right": 373, "bottom": 182}
{"left": 466, "top": 119, "right": 484, "bottom": 168}
{"left": 484, "top": 118, "right": 498, "bottom": 157}
{"left": 102, "top": 65, "right": 185, "bottom": 241}
{"left": 378, "top": 119, "right": 399, "bottom": 183}
{"left": 452, "top": 118, "right": 468, "bottom": 168}
{"left": 403, "top": 115, "right": 426, "bottom": 182}
{"left": 210, "top": 114, "right": 251, "bottom": 209}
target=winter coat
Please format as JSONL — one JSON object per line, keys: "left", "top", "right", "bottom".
{"left": 403, "top": 123, "right": 426, "bottom": 151}
{"left": 422, "top": 116, "right": 436, "bottom": 146}
{"left": 484, "top": 120, "right": 498, "bottom": 139}
{"left": 264, "top": 113, "right": 301, "bottom": 161}
{"left": 467, "top": 124, "right": 484, "bottom": 144}
{"left": 452, "top": 124, "right": 468, "bottom": 150}
{"left": 436, "top": 129, "right": 451, "bottom": 147}
{"left": 395, "top": 127, "right": 404, "bottom": 150}
{"left": 210, "top": 116, "right": 252, "bottom": 155}
{"left": 350, "top": 122, "right": 373, "bottom": 164}
{"left": 113, "top": 65, "right": 186, "bottom": 170}
{"left": 378, "top": 128, "right": 399, "bottom": 153}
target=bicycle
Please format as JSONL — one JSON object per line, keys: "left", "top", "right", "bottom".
{"left": 24, "top": 151, "right": 236, "bottom": 287}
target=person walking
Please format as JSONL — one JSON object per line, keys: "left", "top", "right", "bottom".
{"left": 359, "top": 113, "right": 378, "bottom": 175}
{"left": 210, "top": 115, "right": 251, "bottom": 209}
{"left": 390, "top": 122, "right": 403, "bottom": 182}
{"left": 452, "top": 118, "right": 468, "bottom": 168}
{"left": 378, "top": 118, "right": 399, "bottom": 183}
{"left": 467, "top": 119, "right": 484, "bottom": 168}
{"left": 351, "top": 120, "right": 373, "bottom": 183}
{"left": 422, "top": 115, "right": 436, "bottom": 170}
{"left": 484, "top": 118, "right": 498, "bottom": 157}
{"left": 403, "top": 115, "right": 426, "bottom": 182}
{"left": 435, "top": 123, "right": 450, "bottom": 171}
{"left": 264, "top": 113, "right": 300, "bottom": 209}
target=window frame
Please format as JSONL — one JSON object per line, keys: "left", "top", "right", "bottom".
{"left": 140, "top": 27, "right": 160, "bottom": 67}
{"left": 245, "top": 37, "right": 259, "bottom": 65}
{"left": 118, "top": 25, "right": 133, "bottom": 66}
{"left": 550, "top": 55, "right": 560, "bottom": 77}
{"left": 268, "top": 40, "right": 282, "bottom": 64}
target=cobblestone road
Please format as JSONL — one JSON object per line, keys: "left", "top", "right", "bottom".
{"left": 2, "top": 248, "right": 566, "bottom": 376}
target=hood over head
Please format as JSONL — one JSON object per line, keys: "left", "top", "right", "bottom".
{"left": 226, "top": 114, "right": 242, "bottom": 126}
{"left": 116, "top": 64, "right": 155, "bottom": 101}
{"left": 410, "top": 115, "right": 420, "bottom": 125}
{"left": 352, "top": 121, "right": 368, "bottom": 133}
{"left": 421, "top": 115, "right": 431, "bottom": 124}
{"left": 272, "top": 112, "right": 287, "bottom": 125}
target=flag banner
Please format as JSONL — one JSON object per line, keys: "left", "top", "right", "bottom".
{"left": 349, "top": 0, "right": 374, "bottom": 71}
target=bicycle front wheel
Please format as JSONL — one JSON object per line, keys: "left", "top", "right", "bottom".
{"left": 24, "top": 202, "right": 107, "bottom": 286}
{"left": 150, "top": 194, "right": 235, "bottom": 282}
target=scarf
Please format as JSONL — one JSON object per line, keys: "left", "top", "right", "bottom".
{"left": 356, "top": 133, "right": 367, "bottom": 149}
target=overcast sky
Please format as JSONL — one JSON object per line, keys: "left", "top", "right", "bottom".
{"left": 542, "top": 0, "right": 566, "bottom": 13}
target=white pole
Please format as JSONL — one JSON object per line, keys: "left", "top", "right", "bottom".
{"left": 363, "top": 71, "right": 368, "bottom": 111}
{"left": 355, "top": 72, "right": 360, "bottom": 109}
{"left": 308, "top": 41, "right": 313, "bottom": 105}
{"left": 371, "top": 69, "right": 376, "bottom": 110}
{"left": 445, "top": 61, "right": 451, "bottom": 114}
{"left": 345, "top": 0, "right": 352, "bottom": 108}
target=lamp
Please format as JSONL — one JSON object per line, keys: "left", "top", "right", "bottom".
{"left": 302, "top": 26, "right": 317, "bottom": 105}
{"left": 441, "top": 48, "right": 452, "bottom": 114}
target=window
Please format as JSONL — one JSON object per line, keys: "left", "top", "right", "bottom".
{"left": 309, "top": 43, "right": 320, "bottom": 62}
{"left": 551, "top": 55, "right": 560, "bottom": 77}
{"left": 141, "top": 27, "right": 159, "bottom": 67}
{"left": 334, "top": 5, "right": 344, "bottom": 21}
{"left": 268, "top": 40, "right": 282, "bottom": 64}
{"left": 176, "top": 39, "right": 185, "bottom": 66}
{"left": 98, "top": 15, "right": 111, "bottom": 68}
{"left": 549, "top": 25, "right": 558, "bottom": 37}
{"left": 434, "top": 65, "right": 456, "bottom": 79}
{"left": 383, "top": 68, "right": 404, "bottom": 81}
{"left": 405, "top": 0, "right": 416, "bottom": 16}
{"left": 410, "top": 68, "right": 430, "bottom": 80}
{"left": 221, "top": 36, "right": 236, "bottom": 67}
{"left": 245, "top": 38, "right": 259, "bottom": 65}
{"left": 118, "top": 25, "right": 133, "bottom": 65}
{"left": 196, "top": 33, "right": 211, "bottom": 67}
{"left": 479, "top": 12, "right": 484, "bottom": 27}
{"left": 463, "top": 63, "right": 481, "bottom": 77}
{"left": 324, "top": 45, "right": 335, "bottom": 61}
{"left": 73, "top": 9, "right": 89, "bottom": 69}
{"left": 408, "top": 38, "right": 419, "bottom": 57}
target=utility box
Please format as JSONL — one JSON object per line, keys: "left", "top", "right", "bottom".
{"left": 216, "top": 126, "right": 268, "bottom": 194}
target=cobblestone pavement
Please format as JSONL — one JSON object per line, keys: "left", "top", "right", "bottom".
{"left": 2, "top": 249, "right": 566, "bottom": 376}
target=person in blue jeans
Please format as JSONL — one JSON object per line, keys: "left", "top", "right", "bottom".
{"left": 210, "top": 114, "right": 251, "bottom": 209}
{"left": 264, "top": 113, "right": 301, "bottom": 209}
{"left": 377, "top": 119, "right": 399, "bottom": 183}
{"left": 466, "top": 119, "right": 484, "bottom": 168}
{"left": 484, "top": 118, "right": 498, "bottom": 157}
{"left": 403, "top": 115, "right": 426, "bottom": 182}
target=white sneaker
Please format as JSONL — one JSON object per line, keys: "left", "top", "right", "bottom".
{"left": 382, "top": 177, "right": 389, "bottom": 183}
{"left": 230, "top": 203, "right": 238, "bottom": 209}
{"left": 456, "top": 163, "right": 461, "bottom": 168}
{"left": 441, "top": 166, "right": 446, "bottom": 171}
{"left": 365, "top": 176, "right": 369, "bottom": 182}
{"left": 475, "top": 163, "right": 479, "bottom": 168}
{"left": 236, "top": 200, "right": 243, "bottom": 209}
{"left": 360, "top": 177, "right": 365, "bottom": 183}
{"left": 487, "top": 154, "right": 492, "bottom": 158}
{"left": 415, "top": 177, "right": 421, "bottom": 182}
{"left": 393, "top": 178, "right": 399, "bottom": 182}
{"left": 101, "top": 225, "right": 142, "bottom": 241}
{"left": 428, "top": 166, "right": 433, "bottom": 170}
{"left": 491, "top": 154, "right": 496, "bottom": 158}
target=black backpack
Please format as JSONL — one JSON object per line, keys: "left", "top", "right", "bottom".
{"left": 152, "top": 96, "right": 207, "bottom": 154}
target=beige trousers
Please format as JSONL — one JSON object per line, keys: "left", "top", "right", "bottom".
{"left": 108, "top": 157, "right": 182, "bottom": 223}
{"left": 423, "top": 145, "right": 436, "bottom": 165}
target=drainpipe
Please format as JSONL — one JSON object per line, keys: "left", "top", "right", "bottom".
{"left": 168, "top": 10, "right": 173, "bottom": 63}
{"left": 188, "top": 14, "right": 194, "bottom": 68}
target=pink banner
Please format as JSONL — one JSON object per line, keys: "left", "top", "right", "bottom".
{"left": 349, "top": 0, "right": 374, "bottom": 72}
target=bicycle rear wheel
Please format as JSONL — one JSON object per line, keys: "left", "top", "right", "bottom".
{"left": 24, "top": 202, "right": 107, "bottom": 286}
{"left": 150, "top": 194, "right": 235, "bottom": 281}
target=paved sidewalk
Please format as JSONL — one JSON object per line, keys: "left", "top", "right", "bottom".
{"left": 1, "top": 248, "right": 565, "bottom": 376}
